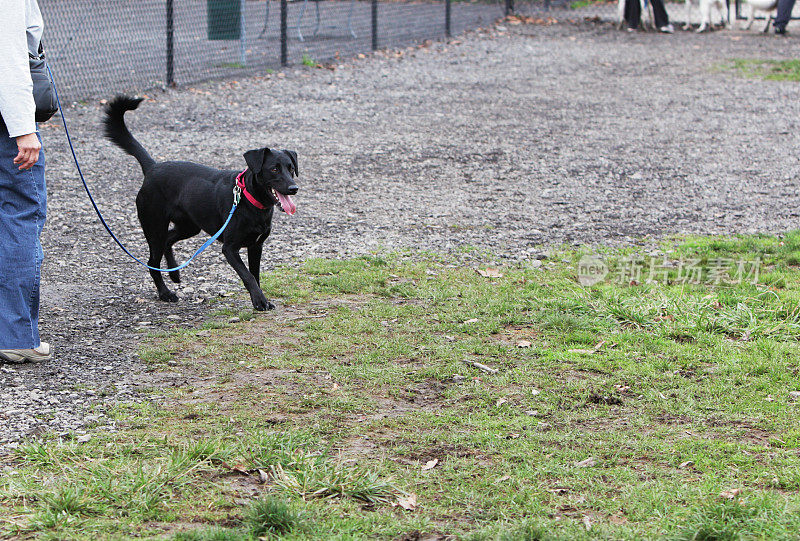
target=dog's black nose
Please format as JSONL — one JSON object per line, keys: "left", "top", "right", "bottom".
{"left": 286, "top": 185, "right": 298, "bottom": 195}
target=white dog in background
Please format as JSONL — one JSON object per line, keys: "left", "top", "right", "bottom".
{"left": 683, "top": 0, "right": 729, "bottom": 31}
{"left": 741, "top": 0, "right": 778, "bottom": 31}
{"left": 618, "top": 0, "right": 655, "bottom": 29}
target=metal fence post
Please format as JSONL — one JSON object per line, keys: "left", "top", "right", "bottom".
{"left": 445, "top": 0, "right": 451, "bottom": 38}
{"left": 239, "top": 2, "right": 247, "bottom": 66}
{"left": 371, "top": 0, "right": 378, "bottom": 50}
{"left": 280, "top": 0, "right": 288, "bottom": 66}
{"left": 505, "top": 0, "right": 514, "bottom": 16}
{"left": 166, "top": 0, "right": 175, "bottom": 86}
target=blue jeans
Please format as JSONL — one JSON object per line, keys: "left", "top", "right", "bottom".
{"left": 0, "top": 120, "right": 46, "bottom": 349}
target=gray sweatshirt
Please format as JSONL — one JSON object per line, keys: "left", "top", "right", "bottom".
{"left": 0, "top": 0, "right": 44, "bottom": 138}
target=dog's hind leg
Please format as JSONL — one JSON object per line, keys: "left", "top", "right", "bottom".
{"left": 145, "top": 237, "right": 178, "bottom": 302}
{"left": 696, "top": 11, "right": 709, "bottom": 31}
{"left": 762, "top": 12, "right": 773, "bottom": 32}
{"left": 744, "top": 4, "right": 755, "bottom": 28}
{"left": 683, "top": 0, "right": 693, "bottom": 29}
{"left": 138, "top": 205, "right": 178, "bottom": 302}
{"left": 721, "top": 0, "right": 730, "bottom": 27}
{"left": 164, "top": 222, "right": 201, "bottom": 283}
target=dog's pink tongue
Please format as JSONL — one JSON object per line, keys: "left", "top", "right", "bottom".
{"left": 276, "top": 192, "right": 296, "bottom": 215}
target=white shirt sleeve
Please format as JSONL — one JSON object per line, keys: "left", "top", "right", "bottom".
{"left": 0, "top": 0, "right": 38, "bottom": 138}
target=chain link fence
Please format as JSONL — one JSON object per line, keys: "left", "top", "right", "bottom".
{"left": 41, "top": 0, "right": 519, "bottom": 102}
{"left": 39, "top": 0, "right": 798, "bottom": 102}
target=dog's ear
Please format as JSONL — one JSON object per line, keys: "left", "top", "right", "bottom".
{"left": 243, "top": 147, "right": 271, "bottom": 176}
{"left": 283, "top": 150, "right": 298, "bottom": 177}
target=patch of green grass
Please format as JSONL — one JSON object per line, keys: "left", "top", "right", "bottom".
{"left": 301, "top": 53, "right": 317, "bottom": 67}
{"left": 271, "top": 451, "right": 397, "bottom": 503}
{"left": 4, "top": 233, "right": 800, "bottom": 539}
{"left": 729, "top": 58, "right": 800, "bottom": 81}
{"left": 245, "top": 497, "right": 304, "bottom": 537}
{"left": 173, "top": 528, "right": 250, "bottom": 540}
{"left": 674, "top": 496, "right": 785, "bottom": 541}
{"left": 217, "top": 62, "right": 246, "bottom": 69}
{"left": 569, "top": 0, "right": 609, "bottom": 9}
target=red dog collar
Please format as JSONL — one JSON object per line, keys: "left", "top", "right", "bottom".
{"left": 235, "top": 168, "right": 267, "bottom": 210}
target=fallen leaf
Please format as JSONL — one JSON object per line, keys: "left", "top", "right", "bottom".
{"left": 574, "top": 457, "right": 597, "bottom": 468}
{"left": 258, "top": 469, "right": 269, "bottom": 483}
{"left": 397, "top": 493, "right": 417, "bottom": 510}
{"left": 568, "top": 348, "right": 596, "bottom": 354}
{"left": 231, "top": 464, "right": 249, "bottom": 475}
{"left": 516, "top": 340, "right": 532, "bottom": 348}
{"left": 421, "top": 459, "right": 438, "bottom": 471}
{"left": 568, "top": 341, "right": 606, "bottom": 355}
{"left": 496, "top": 398, "right": 508, "bottom": 407}
{"left": 609, "top": 514, "right": 628, "bottom": 525}
{"left": 76, "top": 434, "right": 91, "bottom": 443}
{"left": 582, "top": 515, "right": 592, "bottom": 531}
{"left": 531, "top": 388, "right": 541, "bottom": 396}
{"left": 495, "top": 475, "right": 512, "bottom": 483}
{"left": 477, "top": 268, "right": 504, "bottom": 278}
{"left": 463, "top": 359, "right": 498, "bottom": 374}
{"left": 331, "top": 382, "right": 340, "bottom": 391}
{"left": 790, "top": 391, "right": 800, "bottom": 400}
{"left": 463, "top": 318, "right": 479, "bottom": 324}
{"left": 720, "top": 488, "right": 742, "bottom": 499}
{"left": 679, "top": 461, "right": 694, "bottom": 469}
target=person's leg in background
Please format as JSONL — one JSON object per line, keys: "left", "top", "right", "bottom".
{"left": 625, "top": 0, "right": 642, "bottom": 29}
{"left": 774, "top": 0, "right": 797, "bottom": 32}
{"left": 650, "top": 0, "right": 675, "bottom": 31}
{"left": 0, "top": 118, "right": 47, "bottom": 357}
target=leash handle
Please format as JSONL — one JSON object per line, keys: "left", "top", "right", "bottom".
{"left": 47, "top": 63, "right": 239, "bottom": 273}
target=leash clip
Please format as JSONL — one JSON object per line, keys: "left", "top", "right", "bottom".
{"left": 233, "top": 185, "right": 242, "bottom": 206}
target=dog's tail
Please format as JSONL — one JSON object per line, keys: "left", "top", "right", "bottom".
{"left": 103, "top": 95, "right": 156, "bottom": 174}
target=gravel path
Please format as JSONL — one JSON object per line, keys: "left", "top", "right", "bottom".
{"left": 1, "top": 21, "right": 798, "bottom": 448}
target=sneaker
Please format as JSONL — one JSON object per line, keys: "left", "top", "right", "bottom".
{"left": 626, "top": 26, "right": 635, "bottom": 32}
{"left": 774, "top": 26, "right": 786, "bottom": 35}
{"left": 0, "top": 342, "right": 52, "bottom": 363}
{"left": 659, "top": 24, "right": 675, "bottom": 33}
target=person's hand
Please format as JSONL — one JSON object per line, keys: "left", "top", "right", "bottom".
{"left": 14, "top": 133, "right": 41, "bottom": 170}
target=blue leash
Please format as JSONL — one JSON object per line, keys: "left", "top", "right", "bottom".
{"left": 47, "top": 64, "right": 241, "bottom": 273}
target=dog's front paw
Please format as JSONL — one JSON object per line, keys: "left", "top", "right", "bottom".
{"left": 251, "top": 293, "right": 275, "bottom": 311}
{"left": 159, "top": 290, "right": 179, "bottom": 302}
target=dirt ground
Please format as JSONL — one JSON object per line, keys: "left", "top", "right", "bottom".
{"left": 0, "top": 20, "right": 798, "bottom": 447}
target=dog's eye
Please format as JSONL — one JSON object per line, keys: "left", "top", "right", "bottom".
{"left": 271, "top": 167, "right": 279, "bottom": 173}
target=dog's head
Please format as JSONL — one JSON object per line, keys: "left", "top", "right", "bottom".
{"left": 243, "top": 147, "right": 299, "bottom": 214}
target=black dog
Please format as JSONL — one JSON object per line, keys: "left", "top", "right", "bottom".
{"left": 103, "top": 95, "right": 298, "bottom": 310}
